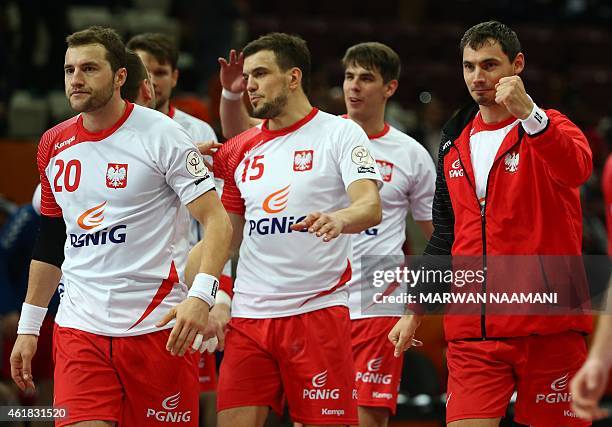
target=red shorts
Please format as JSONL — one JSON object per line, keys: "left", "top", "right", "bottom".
{"left": 446, "top": 331, "right": 590, "bottom": 426}
{"left": 351, "top": 317, "right": 403, "bottom": 414}
{"left": 198, "top": 351, "right": 217, "bottom": 392}
{"left": 53, "top": 325, "right": 199, "bottom": 427}
{"left": 217, "top": 306, "right": 358, "bottom": 425}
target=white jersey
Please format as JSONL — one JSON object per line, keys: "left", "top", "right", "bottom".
{"left": 348, "top": 124, "right": 436, "bottom": 319}
{"left": 38, "top": 102, "right": 215, "bottom": 336}
{"left": 214, "top": 108, "right": 382, "bottom": 318}
{"left": 168, "top": 105, "right": 219, "bottom": 246}
{"left": 169, "top": 105, "right": 218, "bottom": 144}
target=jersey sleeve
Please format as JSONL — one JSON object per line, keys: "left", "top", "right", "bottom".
{"left": 36, "top": 132, "right": 63, "bottom": 218}
{"left": 158, "top": 123, "right": 216, "bottom": 205}
{"left": 407, "top": 145, "right": 436, "bottom": 221}
{"left": 213, "top": 138, "right": 246, "bottom": 215}
{"left": 335, "top": 120, "right": 383, "bottom": 189}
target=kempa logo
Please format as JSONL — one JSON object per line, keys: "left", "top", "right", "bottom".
{"left": 356, "top": 357, "right": 392, "bottom": 385}
{"left": 321, "top": 408, "right": 345, "bottom": 416}
{"left": 54, "top": 135, "right": 75, "bottom": 151}
{"left": 535, "top": 373, "right": 572, "bottom": 404}
{"left": 372, "top": 391, "right": 393, "bottom": 400}
{"left": 146, "top": 392, "right": 192, "bottom": 422}
{"left": 303, "top": 370, "right": 340, "bottom": 400}
{"left": 449, "top": 159, "right": 464, "bottom": 178}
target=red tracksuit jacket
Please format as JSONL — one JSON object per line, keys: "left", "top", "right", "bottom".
{"left": 424, "top": 103, "right": 593, "bottom": 341}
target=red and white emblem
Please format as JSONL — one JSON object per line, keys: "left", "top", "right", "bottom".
{"left": 106, "top": 163, "right": 128, "bottom": 188}
{"left": 376, "top": 160, "right": 394, "bottom": 182}
{"left": 293, "top": 150, "right": 313, "bottom": 171}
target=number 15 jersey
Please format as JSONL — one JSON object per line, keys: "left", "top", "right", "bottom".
{"left": 214, "top": 108, "right": 382, "bottom": 318}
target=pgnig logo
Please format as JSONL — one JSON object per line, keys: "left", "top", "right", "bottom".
{"left": 248, "top": 216, "right": 307, "bottom": 236}
{"left": 70, "top": 225, "right": 127, "bottom": 248}
{"left": 535, "top": 373, "right": 572, "bottom": 404}
{"left": 249, "top": 186, "right": 307, "bottom": 236}
{"left": 146, "top": 392, "right": 192, "bottom": 422}
{"left": 303, "top": 370, "right": 340, "bottom": 400}
{"left": 71, "top": 202, "right": 126, "bottom": 247}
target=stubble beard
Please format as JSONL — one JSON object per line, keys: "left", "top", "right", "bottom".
{"left": 69, "top": 81, "right": 114, "bottom": 113}
{"left": 251, "top": 92, "right": 289, "bottom": 119}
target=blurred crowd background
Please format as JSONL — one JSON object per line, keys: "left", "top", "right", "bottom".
{"left": 0, "top": 0, "right": 610, "bottom": 425}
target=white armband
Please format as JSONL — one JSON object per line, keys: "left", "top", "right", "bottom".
{"left": 17, "top": 303, "right": 48, "bottom": 336}
{"left": 221, "top": 88, "right": 244, "bottom": 101}
{"left": 520, "top": 103, "right": 548, "bottom": 135}
{"left": 188, "top": 273, "right": 219, "bottom": 307}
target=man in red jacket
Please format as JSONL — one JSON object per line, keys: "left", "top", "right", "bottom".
{"left": 389, "top": 21, "right": 593, "bottom": 426}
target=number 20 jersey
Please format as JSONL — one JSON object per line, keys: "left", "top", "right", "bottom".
{"left": 37, "top": 102, "right": 215, "bottom": 336}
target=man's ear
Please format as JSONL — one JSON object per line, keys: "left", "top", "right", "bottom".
{"left": 384, "top": 79, "right": 398, "bottom": 99}
{"left": 138, "top": 79, "right": 154, "bottom": 107}
{"left": 116, "top": 67, "right": 127, "bottom": 88}
{"left": 171, "top": 68, "right": 179, "bottom": 89}
{"left": 513, "top": 52, "right": 525, "bottom": 75}
{"left": 288, "top": 67, "right": 302, "bottom": 92}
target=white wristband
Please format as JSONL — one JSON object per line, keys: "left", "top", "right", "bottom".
{"left": 221, "top": 88, "right": 243, "bottom": 101}
{"left": 520, "top": 103, "right": 548, "bottom": 135}
{"left": 188, "top": 273, "right": 219, "bottom": 307}
{"left": 17, "top": 303, "right": 48, "bottom": 336}
{"left": 215, "top": 289, "right": 232, "bottom": 307}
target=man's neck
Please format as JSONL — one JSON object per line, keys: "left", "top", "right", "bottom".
{"left": 81, "top": 94, "right": 126, "bottom": 133}
{"left": 158, "top": 100, "right": 170, "bottom": 116}
{"left": 349, "top": 108, "right": 386, "bottom": 137}
{"left": 267, "top": 94, "right": 313, "bottom": 131}
{"left": 478, "top": 103, "right": 513, "bottom": 124}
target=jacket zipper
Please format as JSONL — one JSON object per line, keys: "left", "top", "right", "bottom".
{"left": 454, "top": 140, "right": 522, "bottom": 340}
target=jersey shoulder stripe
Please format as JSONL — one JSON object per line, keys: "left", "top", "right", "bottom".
{"left": 37, "top": 116, "right": 80, "bottom": 217}
{"left": 214, "top": 126, "right": 263, "bottom": 214}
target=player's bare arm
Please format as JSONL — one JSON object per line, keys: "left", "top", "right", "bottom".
{"left": 291, "top": 179, "right": 381, "bottom": 241}
{"left": 219, "top": 49, "right": 262, "bottom": 138}
{"left": 416, "top": 220, "right": 434, "bottom": 240}
{"left": 227, "top": 212, "right": 246, "bottom": 256}
{"left": 158, "top": 190, "right": 232, "bottom": 357}
{"left": 186, "top": 212, "right": 243, "bottom": 353}
{"left": 202, "top": 212, "right": 243, "bottom": 351}
{"left": 10, "top": 260, "right": 62, "bottom": 391}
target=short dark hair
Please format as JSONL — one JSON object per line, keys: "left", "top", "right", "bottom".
{"left": 460, "top": 21, "right": 521, "bottom": 62}
{"left": 243, "top": 33, "right": 311, "bottom": 95}
{"left": 66, "top": 26, "right": 126, "bottom": 73}
{"left": 121, "top": 50, "right": 149, "bottom": 102}
{"left": 342, "top": 42, "right": 401, "bottom": 83}
{"left": 126, "top": 33, "right": 178, "bottom": 69}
